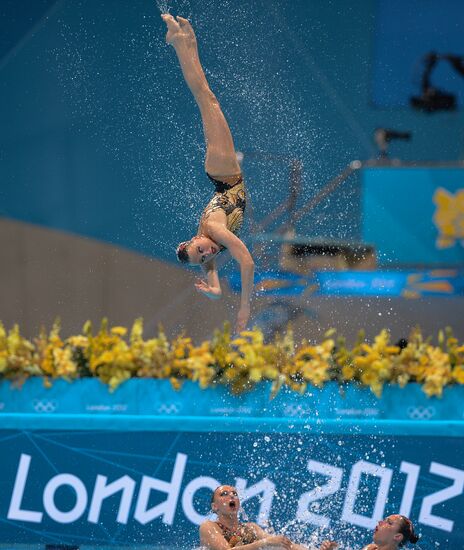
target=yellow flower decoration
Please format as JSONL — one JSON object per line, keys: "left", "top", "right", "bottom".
{"left": 433, "top": 187, "right": 464, "bottom": 248}
{"left": 452, "top": 366, "right": 464, "bottom": 384}
{"left": 0, "top": 319, "right": 463, "bottom": 398}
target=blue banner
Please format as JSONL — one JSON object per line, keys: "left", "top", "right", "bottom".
{"left": 2, "top": 379, "right": 464, "bottom": 421}
{"left": 0, "top": 423, "right": 463, "bottom": 549}
{"left": 228, "top": 270, "right": 464, "bottom": 298}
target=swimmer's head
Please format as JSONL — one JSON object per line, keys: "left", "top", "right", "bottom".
{"left": 176, "top": 241, "right": 191, "bottom": 264}
{"left": 373, "top": 515, "right": 419, "bottom": 547}
{"left": 211, "top": 485, "right": 240, "bottom": 515}
{"left": 176, "top": 235, "right": 220, "bottom": 266}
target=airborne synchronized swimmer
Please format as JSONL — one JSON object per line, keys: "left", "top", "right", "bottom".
{"left": 162, "top": 13, "right": 254, "bottom": 333}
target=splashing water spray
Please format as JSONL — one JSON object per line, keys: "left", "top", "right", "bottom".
{"left": 155, "top": 0, "right": 171, "bottom": 14}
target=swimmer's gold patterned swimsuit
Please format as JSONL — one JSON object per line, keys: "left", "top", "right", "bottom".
{"left": 215, "top": 521, "right": 258, "bottom": 547}
{"left": 199, "top": 173, "right": 246, "bottom": 251}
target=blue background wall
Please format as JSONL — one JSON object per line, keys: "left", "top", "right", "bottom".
{"left": 1, "top": 0, "right": 464, "bottom": 263}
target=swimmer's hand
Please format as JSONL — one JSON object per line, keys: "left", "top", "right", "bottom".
{"left": 263, "top": 535, "right": 293, "bottom": 549}
{"left": 235, "top": 305, "right": 250, "bottom": 334}
{"left": 319, "top": 541, "right": 338, "bottom": 550}
{"left": 194, "top": 279, "right": 222, "bottom": 300}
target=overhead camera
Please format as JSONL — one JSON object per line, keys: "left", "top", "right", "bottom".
{"left": 410, "top": 87, "right": 456, "bottom": 112}
{"left": 410, "top": 52, "right": 464, "bottom": 113}
{"left": 374, "top": 128, "right": 412, "bottom": 158}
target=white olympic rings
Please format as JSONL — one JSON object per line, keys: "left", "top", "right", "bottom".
{"left": 32, "top": 399, "right": 58, "bottom": 413}
{"left": 406, "top": 405, "right": 436, "bottom": 420}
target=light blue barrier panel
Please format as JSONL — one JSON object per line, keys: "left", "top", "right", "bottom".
{"left": 1, "top": 379, "right": 268, "bottom": 417}
{"left": 0, "top": 380, "right": 18, "bottom": 413}
{"left": 136, "top": 379, "right": 268, "bottom": 417}
{"left": 2, "top": 379, "right": 463, "bottom": 420}
{"left": 0, "top": 380, "right": 463, "bottom": 549}
{"left": 0, "top": 378, "right": 141, "bottom": 415}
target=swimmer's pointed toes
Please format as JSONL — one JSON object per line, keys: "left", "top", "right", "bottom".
{"left": 177, "top": 16, "right": 193, "bottom": 31}
{"left": 161, "top": 13, "right": 178, "bottom": 28}
{"left": 162, "top": 13, "right": 181, "bottom": 44}
{"left": 176, "top": 16, "right": 197, "bottom": 44}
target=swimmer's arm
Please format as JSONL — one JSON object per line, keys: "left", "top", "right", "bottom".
{"left": 249, "top": 523, "right": 308, "bottom": 550}
{"left": 319, "top": 541, "right": 339, "bottom": 550}
{"left": 196, "top": 260, "right": 222, "bottom": 300}
{"left": 199, "top": 521, "right": 231, "bottom": 550}
{"left": 246, "top": 523, "right": 267, "bottom": 539}
{"left": 208, "top": 224, "right": 254, "bottom": 333}
{"left": 200, "top": 521, "right": 269, "bottom": 550}
{"left": 234, "top": 527, "right": 293, "bottom": 549}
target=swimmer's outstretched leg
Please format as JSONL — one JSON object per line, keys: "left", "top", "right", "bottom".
{"left": 161, "top": 14, "right": 240, "bottom": 178}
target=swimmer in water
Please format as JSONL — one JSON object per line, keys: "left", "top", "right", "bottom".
{"left": 319, "top": 514, "right": 419, "bottom": 550}
{"left": 200, "top": 484, "right": 312, "bottom": 549}
{"left": 161, "top": 14, "right": 254, "bottom": 334}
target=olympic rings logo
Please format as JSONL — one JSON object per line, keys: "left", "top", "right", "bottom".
{"left": 32, "top": 399, "right": 58, "bottom": 413}
{"left": 284, "top": 404, "right": 312, "bottom": 417}
{"left": 406, "top": 406, "right": 436, "bottom": 420}
{"left": 157, "top": 403, "right": 181, "bottom": 415}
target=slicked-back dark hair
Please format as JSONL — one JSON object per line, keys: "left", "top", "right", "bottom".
{"left": 398, "top": 516, "right": 419, "bottom": 546}
{"left": 176, "top": 241, "right": 191, "bottom": 264}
